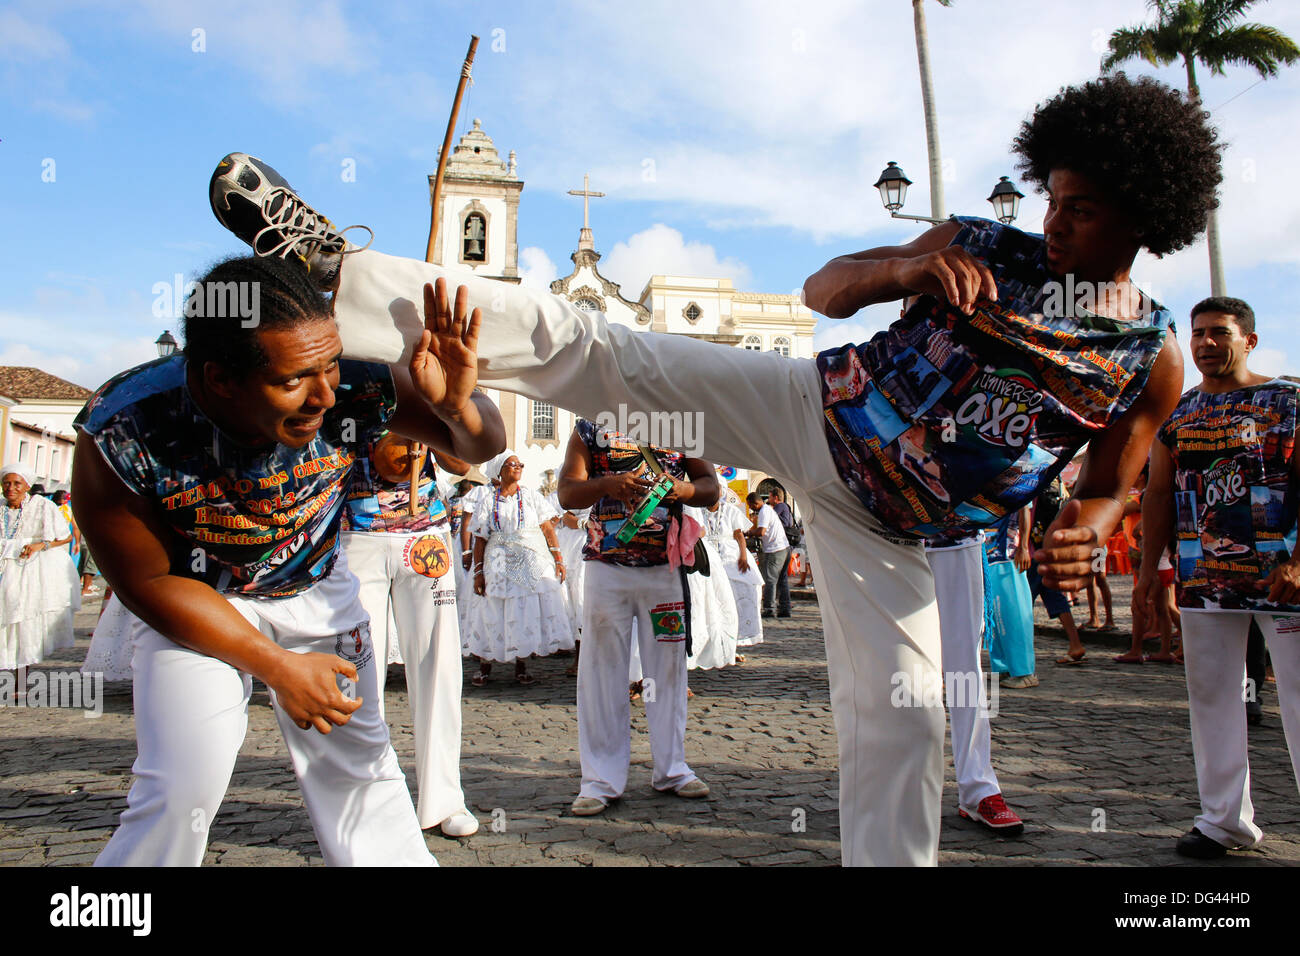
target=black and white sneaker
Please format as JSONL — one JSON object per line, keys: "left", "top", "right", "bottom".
{"left": 209, "top": 152, "right": 371, "bottom": 290}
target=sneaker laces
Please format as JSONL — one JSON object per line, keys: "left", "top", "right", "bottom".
{"left": 252, "top": 186, "right": 374, "bottom": 265}
{"left": 981, "top": 794, "right": 1011, "bottom": 817}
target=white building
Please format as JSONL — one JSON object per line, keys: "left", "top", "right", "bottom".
{"left": 428, "top": 121, "right": 814, "bottom": 490}
{"left": 0, "top": 367, "right": 92, "bottom": 490}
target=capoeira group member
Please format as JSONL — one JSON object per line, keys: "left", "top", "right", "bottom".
{"left": 340, "top": 431, "right": 478, "bottom": 836}
{"left": 556, "top": 420, "right": 719, "bottom": 815}
{"left": 924, "top": 531, "right": 1024, "bottom": 835}
{"left": 206, "top": 71, "right": 1220, "bottom": 864}
{"left": 466, "top": 450, "right": 575, "bottom": 685}
{"left": 72, "top": 252, "right": 504, "bottom": 866}
{"left": 1139, "top": 296, "right": 1300, "bottom": 859}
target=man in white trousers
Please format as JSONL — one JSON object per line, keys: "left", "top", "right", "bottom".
{"left": 556, "top": 420, "right": 719, "bottom": 815}
{"left": 1139, "top": 296, "right": 1300, "bottom": 859}
{"left": 341, "top": 432, "right": 479, "bottom": 836}
{"left": 72, "top": 251, "right": 504, "bottom": 866}
{"left": 924, "top": 533, "right": 1024, "bottom": 835}
{"left": 208, "top": 77, "right": 1215, "bottom": 863}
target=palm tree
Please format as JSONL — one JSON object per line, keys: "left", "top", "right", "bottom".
{"left": 912, "top": 0, "right": 953, "bottom": 221}
{"left": 1103, "top": 0, "right": 1299, "bottom": 295}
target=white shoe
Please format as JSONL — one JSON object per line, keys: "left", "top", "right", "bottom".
{"left": 673, "top": 778, "right": 710, "bottom": 799}
{"left": 438, "top": 811, "right": 479, "bottom": 837}
{"left": 570, "top": 796, "right": 607, "bottom": 816}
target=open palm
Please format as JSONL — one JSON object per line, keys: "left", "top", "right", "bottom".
{"left": 411, "top": 277, "right": 482, "bottom": 413}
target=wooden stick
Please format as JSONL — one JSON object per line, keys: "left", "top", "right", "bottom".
{"left": 409, "top": 444, "right": 424, "bottom": 517}
{"left": 426, "top": 35, "right": 480, "bottom": 264}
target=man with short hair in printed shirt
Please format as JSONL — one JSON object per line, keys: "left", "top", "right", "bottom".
{"left": 1140, "top": 296, "right": 1300, "bottom": 860}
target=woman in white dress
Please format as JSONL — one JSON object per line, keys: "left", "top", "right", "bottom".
{"left": 682, "top": 504, "right": 737, "bottom": 671}
{"left": 2, "top": 463, "right": 80, "bottom": 672}
{"left": 468, "top": 451, "right": 575, "bottom": 685}
{"left": 705, "top": 493, "right": 764, "bottom": 650}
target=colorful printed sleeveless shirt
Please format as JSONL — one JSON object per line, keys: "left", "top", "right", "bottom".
{"left": 576, "top": 418, "right": 686, "bottom": 567}
{"left": 1158, "top": 380, "right": 1300, "bottom": 613}
{"left": 74, "top": 355, "right": 395, "bottom": 598}
{"left": 817, "top": 216, "right": 1170, "bottom": 539}
{"left": 341, "top": 436, "right": 448, "bottom": 534}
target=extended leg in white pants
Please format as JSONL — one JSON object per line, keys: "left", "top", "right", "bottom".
{"left": 1182, "top": 610, "right": 1300, "bottom": 848}
{"left": 345, "top": 529, "right": 467, "bottom": 829}
{"left": 926, "top": 542, "right": 1001, "bottom": 810}
{"left": 578, "top": 562, "right": 695, "bottom": 802}
{"left": 333, "top": 248, "right": 945, "bottom": 865}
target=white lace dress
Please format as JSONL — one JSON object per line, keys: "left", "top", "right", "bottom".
{"left": 466, "top": 488, "right": 576, "bottom": 663}
{"left": 1, "top": 494, "right": 80, "bottom": 669}
{"left": 706, "top": 502, "right": 764, "bottom": 646}
{"left": 82, "top": 593, "right": 138, "bottom": 681}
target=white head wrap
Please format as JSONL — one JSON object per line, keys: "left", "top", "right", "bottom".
{"left": 1, "top": 462, "right": 35, "bottom": 487}
{"left": 484, "top": 449, "right": 518, "bottom": 483}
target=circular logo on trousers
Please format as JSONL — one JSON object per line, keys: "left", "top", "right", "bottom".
{"left": 404, "top": 534, "right": 451, "bottom": 578}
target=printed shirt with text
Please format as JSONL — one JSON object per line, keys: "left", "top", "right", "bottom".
{"left": 577, "top": 418, "right": 685, "bottom": 567}
{"left": 74, "top": 355, "right": 395, "bottom": 599}
{"left": 1158, "top": 380, "right": 1300, "bottom": 613}
{"left": 341, "top": 437, "right": 448, "bottom": 534}
{"left": 816, "top": 216, "right": 1169, "bottom": 541}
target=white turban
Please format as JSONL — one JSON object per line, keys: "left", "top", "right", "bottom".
{"left": 1, "top": 462, "right": 35, "bottom": 487}
{"left": 483, "top": 449, "right": 517, "bottom": 483}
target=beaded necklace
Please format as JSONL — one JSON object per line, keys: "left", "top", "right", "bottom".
{"left": 491, "top": 488, "right": 525, "bottom": 533}
{"left": 3, "top": 498, "right": 27, "bottom": 540}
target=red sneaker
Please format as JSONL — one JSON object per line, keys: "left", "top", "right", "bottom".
{"left": 959, "top": 794, "right": 1024, "bottom": 835}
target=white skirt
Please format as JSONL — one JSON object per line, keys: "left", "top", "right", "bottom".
{"left": 82, "top": 593, "right": 138, "bottom": 681}
{"left": 465, "top": 529, "right": 576, "bottom": 663}
{"left": 686, "top": 538, "right": 738, "bottom": 671}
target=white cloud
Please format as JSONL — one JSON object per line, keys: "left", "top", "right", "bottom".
{"left": 601, "top": 224, "right": 752, "bottom": 295}
{"left": 0, "top": 335, "right": 157, "bottom": 392}
{"left": 518, "top": 246, "right": 558, "bottom": 290}
{"left": 0, "top": 10, "right": 71, "bottom": 61}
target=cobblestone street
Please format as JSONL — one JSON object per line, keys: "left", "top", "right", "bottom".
{"left": 2, "top": 580, "right": 1296, "bottom": 867}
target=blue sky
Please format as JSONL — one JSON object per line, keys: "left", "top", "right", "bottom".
{"left": 3, "top": 0, "right": 1299, "bottom": 390}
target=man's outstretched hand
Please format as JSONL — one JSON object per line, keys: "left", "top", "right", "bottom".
{"left": 1033, "top": 499, "right": 1102, "bottom": 592}
{"left": 411, "top": 277, "right": 481, "bottom": 416}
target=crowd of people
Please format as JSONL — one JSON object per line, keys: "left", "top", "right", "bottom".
{"left": 2, "top": 70, "right": 1298, "bottom": 869}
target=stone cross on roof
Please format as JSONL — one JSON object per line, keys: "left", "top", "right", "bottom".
{"left": 567, "top": 173, "right": 605, "bottom": 251}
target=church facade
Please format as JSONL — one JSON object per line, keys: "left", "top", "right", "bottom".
{"left": 429, "top": 121, "right": 815, "bottom": 497}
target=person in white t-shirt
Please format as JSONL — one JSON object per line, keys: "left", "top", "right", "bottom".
{"left": 745, "top": 493, "right": 790, "bottom": 618}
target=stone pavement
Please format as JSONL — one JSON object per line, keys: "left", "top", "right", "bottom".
{"left": 1, "top": 578, "right": 1296, "bottom": 867}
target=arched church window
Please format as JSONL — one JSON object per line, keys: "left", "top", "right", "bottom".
{"left": 773, "top": 336, "right": 791, "bottom": 357}
{"left": 463, "top": 213, "right": 487, "bottom": 262}
{"left": 531, "top": 401, "right": 555, "bottom": 440}
{"left": 574, "top": 298, "right": 600, "bottom": 312}
{"left": 742, "top": 335, "right": 762, "bottom": 351}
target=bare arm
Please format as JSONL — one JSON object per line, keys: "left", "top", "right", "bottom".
{"left": 557, "top": 430, "right": 645, "bottom": 510}
{"left": 803, "top": 221, "right": 997, "bottom": 319}
{"left": 1035, "top": 336, "right": 1184, "bottom": 590}
{"left": 70, "top": 432, "right": 360, "bottom": 733}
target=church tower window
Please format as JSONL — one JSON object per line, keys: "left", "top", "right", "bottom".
{"left": 462, "top": 213, "right": 487, "bottom": 262}
{"left": 683, "top": 302, "right": 702, "bottom": 323}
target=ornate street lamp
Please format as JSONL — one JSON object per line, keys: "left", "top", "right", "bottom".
{"left": 155, "top": 331, "right": 178, "bottom": 357}
{"left": 875, "top": 161, "right": 948, "bottom": 225}
{"left": 987, "top": 176, "right": 1024, "bottom": 225}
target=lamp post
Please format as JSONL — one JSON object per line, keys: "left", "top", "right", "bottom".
{"left": 155, "top": 331, "right": 178, "bottom": 357}
{"left": 875, "top": 162, "right": 1023, "bottom": 227}
{"left": 986, "top": 176, "right": 1024, "bottom": 225}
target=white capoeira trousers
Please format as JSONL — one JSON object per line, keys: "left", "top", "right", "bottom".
{"left": 334, "top": 248, "right": 946, "bottom": 866}
{"left": 94, "top": 551, "right": 434, "bottom": 867}
{"left": 1181, "top": 610, "right": 1300, "bottom": 848}
{"left": 344, "top": 528, "right": 466, "bottom": 830}
{"left": 926, "top": 541, "right": 1001, "bottom": 810}
{"left": 578, "top": 561, "right": 697, "bottom": 802}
